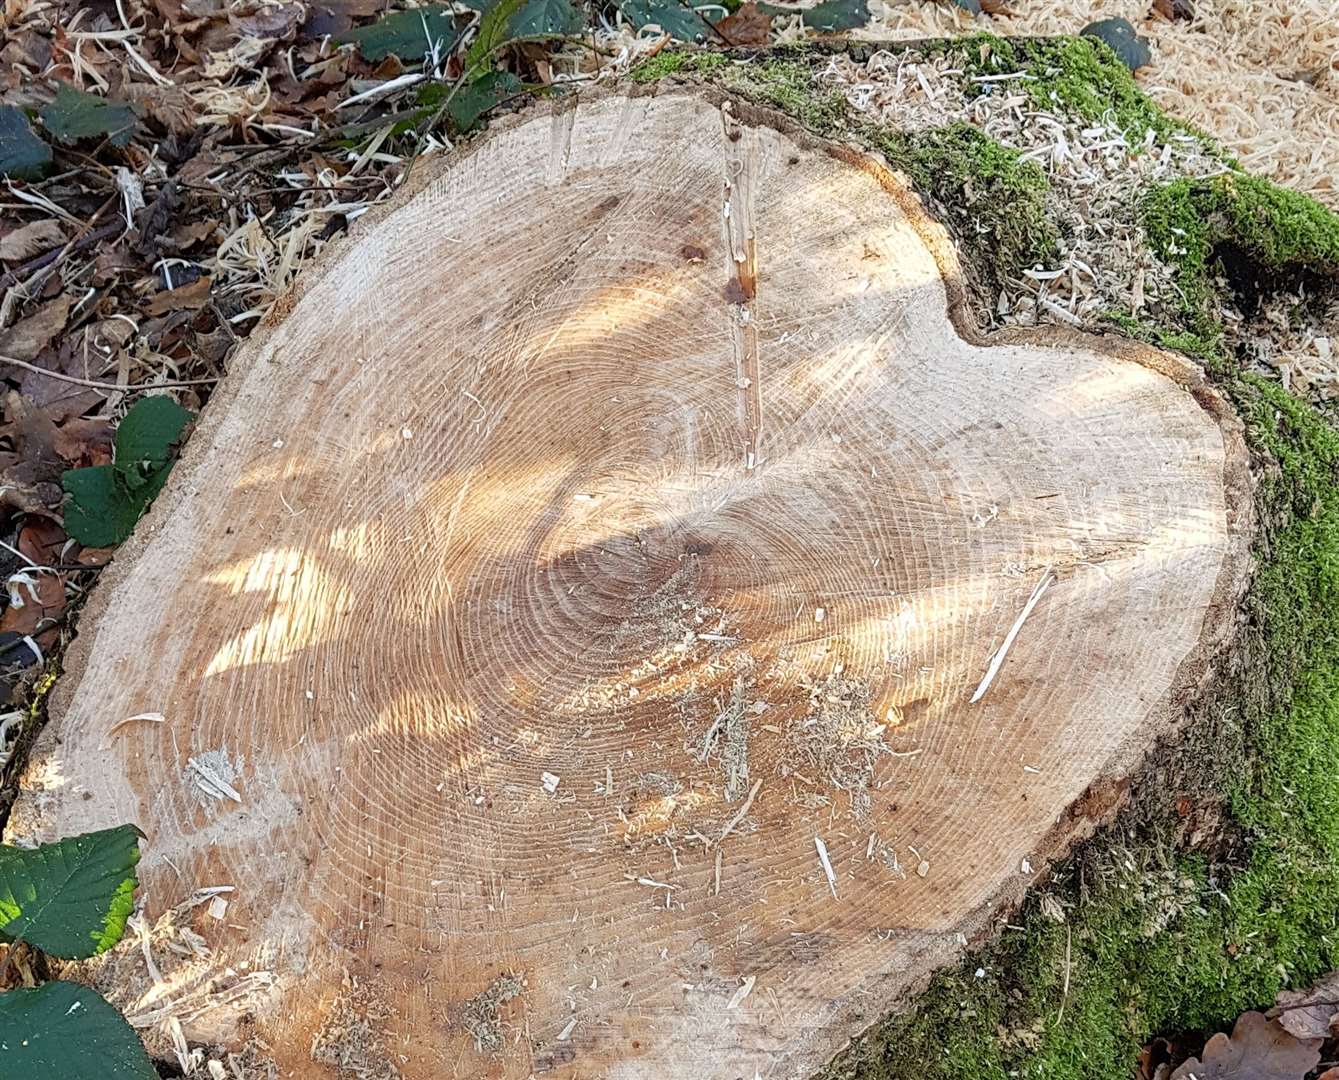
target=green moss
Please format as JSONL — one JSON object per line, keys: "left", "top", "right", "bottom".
{"left": 871, "top": 122, "right": 1058, "bottom": 290}
{"left": 629, "top": 49, "right": 728, "bottom": 83}
{"left": 949, "top": 33, "right": 1220, "bottom": 151}
{"left": 1144, "top": 174, "right": 1339, "bottom": 336}
{"left": 715, "top": 59, "right": 851, "bottom": 137}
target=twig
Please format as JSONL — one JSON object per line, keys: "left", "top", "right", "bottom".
{"left": 0, "top": 221, "right": 122, "bottom": 292}
{"left": 717, "top": 777, "right": 763, "bottom": 844}
{"left": 0, "top": 354, "right": 221, "bottom": 391}
{"left": 970, "top": 569, "right": 1055, "bottom": 704}
{"left": 1056, "top": 924, "right": 1072, "bottom": 1023}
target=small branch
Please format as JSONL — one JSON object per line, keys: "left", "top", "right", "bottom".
{"left": 0, "top": 353, "right": 221, "bottom": 392}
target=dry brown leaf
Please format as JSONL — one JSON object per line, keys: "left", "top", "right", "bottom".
{"left": 0, "top": 220, "right": 66, "bottom": 263}
{"left": 232, "top": 0, "right": 305, "bottom": 39}
{"left": 0, "top": 294, "right": 71, "bottom": 362}
{"left": 0, "top": 558, "right": 66, "bottom": 646}
{"left": 52, "top": 417, "right": 114, "bottom": 468}
{"left": 1269, "top": 969, "right": 1339, "bottom": 1040}
{"left": 715, "top": 2, "right": 773, "bottom": 45}
{"left": 16, "top": 515, "right": 68, "bottom": 567}
{"left": 75, "top": 545, "right": 114, "bottom": 567}
{"left": 1170, "top": 1012, "right": 1321, "bottom": 1080}
{"left": 144, "top": 275, "right": 212, "bottom": 315}
{"left": 1152, "top": 0, "right": 1195, "bottom": 20}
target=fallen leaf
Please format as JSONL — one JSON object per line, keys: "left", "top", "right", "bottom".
{"left": 1170, "top": 1012, "right": 1320, "bottom": 1080}
{"left": 1082, "top": 16, "right": 1153, "bottom": 72}
{"left": 0, "top": 294, "right": 72, "bottom": 363}
{"left": 75, "top": 546, "right": 114, "bottom": 567}
{"left": 52, "top": 417, "right": 115, "bottom": 468}
{"left": 0, "top": 106, "right": 51, "bottom": 181}
{"left": 715, "top": 2, "right": 772, "bottom": 45}
{"left": 144, "top": 275, "right": 212, "bottom": 316}
{"left": 337, "top": 4, "right": 459, "bottom": 61}
{"left": 16, "top": 516, "right": 68, "bottom": 566}
{"left": 40, "top": 84, "right": 140, "bottom": 148}
{"left": 1269, "top": 969, "right": 1339, "bottom": 1041}
{"left": 232, "top": 0, "right": 305, "bottom": 38}
{"left": 1152, "top": 0, "right": 1194, "bottom": 20}
{"left": 0, "top": 566, "right": 65, "bottom": 646}
{"left": 0, "top": 220, "right": 66, "bottom": 263}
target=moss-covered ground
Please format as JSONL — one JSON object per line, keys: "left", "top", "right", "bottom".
{"left": 636, "top": 35, "right": 1339, "bottom": 1080}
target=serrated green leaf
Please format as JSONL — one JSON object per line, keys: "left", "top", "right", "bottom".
{"left": 0, "top": 981, "right": 157, "bottom": 1079}
{"left": 800, "top": 0, "right": 868, "bottom": 30}
{"left": 39, "top": 85, "right": 139, "bottom": 149}
{"left": 466, "top": 0, "right": 527, "bottom": 71}
{"left": 0, "top": 106, "right": 52, "bottom": 182}
{"left": 1082, "top": 16, "right": 1152, "bottom": 71}
{"left": 449, "top": 70, "right": 523, "bottom": 131}
{"left": 0, "top": 826, "right": 143, "bottom": 959}
{"left": 337, "top": 4, "right": 459, "bottom": 61}
{"left": 508, "top": 0, "right": 582, "bottom": 38}
{"left": 616, "top": 0, "right": 713, "bottom": 42}
{"left": 113, "top": 395, "right": 192, "bottom": 484}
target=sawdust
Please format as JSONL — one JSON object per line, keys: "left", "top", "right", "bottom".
{"left": 310, "top": 980, "right": 400, "bottom": 1080}
{"left": 822, "top": 47, "right": 1226, "bottom": 331}
{"left": 183, "top": 746, "right": 244, "bottom": 808}
{"left": 460, "top": 972, "right": 524, "bottom": 1054}
{"left": 785, "top": 669, "right": 891, "bottom": 816}
{"left": 843, "top": 0, "right": 1339, "bottom": 210}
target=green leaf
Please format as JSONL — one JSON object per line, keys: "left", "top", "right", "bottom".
{"left": 62, "top": 396, "right": 191, "bottom": 545}
{"left": 0, "top": 981, "right": 157, "bottom": 1079}
{"left": 62, "top": 464, "right": 168, "bottom": 547}
{"left": 617, "top": 0, "right": 714, "bottom": 42}
{"left": 337, "top": 4, "right": 459, "bottom": 61}
{"left": 113, "top": 395, "right": 192, "bottom": 485}
{"left": 0, "top": 826, "right": 143, "bottom": 958}
{"left": 39, "top": 84, "right": 139, "bottom": 149}
{"left": 801, "top": 0, "right": 868, "bottom": 29}
{"left": 1082, "top": 16, "right": 1153, "bottom": 71}
{"left": 466, "top": 0, "right": 527, "bottom": 71}
{"left": 0, "top": 106, "right": 52, "bottom": 182}
{"left": 449, "top": 70, "right": 523, "bottom": 131}
{"left": 508, "top": 0, "right": 583, "bottom": 38}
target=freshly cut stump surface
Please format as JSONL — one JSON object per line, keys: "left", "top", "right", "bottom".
{"left": 11, "top": 88, "right": 1250, "bottom": 1078}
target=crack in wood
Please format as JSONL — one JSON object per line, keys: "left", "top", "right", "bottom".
{"left": 722, "top": 102, "right": 762, "bottom": 472}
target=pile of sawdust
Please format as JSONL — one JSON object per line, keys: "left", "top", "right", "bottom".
{"left": 310, "top": 981, "right": 400, "bottom": 1080}
{"left": 837, "top": 0, "right": 1339, "bottom": 210}
{"left": 786, "top": 669, "right": 890, "bottom": 816}
{"left": 459, "top": 973, "right": 523, "bottom": 1054}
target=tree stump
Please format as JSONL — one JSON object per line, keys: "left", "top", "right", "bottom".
{"left": 9, "top": 87, "right": 1251, "bottom": 1078}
